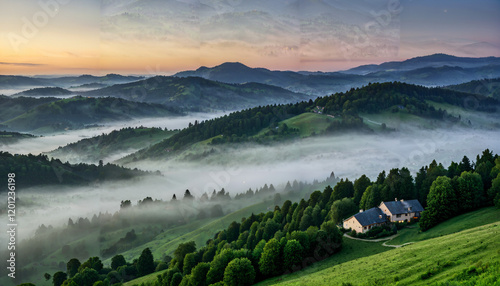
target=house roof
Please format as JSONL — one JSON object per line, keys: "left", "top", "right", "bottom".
{"left": 382, "top": 199, "right": 424, "bottom": 215}
{"left": 352, "top": 207, "right": 387, "bottom": 227}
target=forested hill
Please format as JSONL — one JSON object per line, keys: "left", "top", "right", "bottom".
{"left": 0, "top": 151, "right": 155, "bottom": 189}
{"left": 13, "top": 87, "right": 73, "bottom": 97}
{"left": 0, "top": 131, "right": 36, "bottom": 145}
{"left": 445, "top": 78, "right": 500, "bottom": 99}
{"left": 1, "top": 96, "right": 182, "bottom": 133}
{"left": 83, "top": 76, "right": 309, "bottom": 111}
{"left": 124, "top": 82, "right": 499, "bottom": 161}
{"left": 48, "top": 126, "right": 178, "bottom": 163}
{"left": 0, "top": 95, "right": 58, "bottom": 122}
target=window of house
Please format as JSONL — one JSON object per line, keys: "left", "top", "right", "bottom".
{"left": 396, "top": 214, "right": 401, "bottom": 218}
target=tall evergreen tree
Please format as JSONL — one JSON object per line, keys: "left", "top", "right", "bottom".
{"left": 137, "top": 248, "right": 155, "bottom": 277}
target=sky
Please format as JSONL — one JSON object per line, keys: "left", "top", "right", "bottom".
{"left": 0, "top": 0, "right": 499, "bottom": 75}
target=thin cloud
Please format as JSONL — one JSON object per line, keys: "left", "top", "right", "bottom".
{"left": 0, "top": 62, "right": 45, "bottom": 66}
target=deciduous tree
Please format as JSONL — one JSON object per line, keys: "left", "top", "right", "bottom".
{"left": 137, "top": 247, "right": 155, "bottom": 276}
{"left": 223, "top": 258, "right": 256, "bottom": 286}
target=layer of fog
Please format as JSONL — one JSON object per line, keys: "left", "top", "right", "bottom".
{"left": 0, "top": 88, "right": 44, "bottom": 96}
{"left": 0, "top": 112, "right": 226, "bottom": 156}
{"left": 3, "top": 127, "right": 499, "bottom": 242}
{"left": 129, "top": 128, "right": 500, "bottom": 193}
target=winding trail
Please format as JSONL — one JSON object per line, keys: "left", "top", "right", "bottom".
{"left": 343, "top": 233, "right": 416, "bottom": 248}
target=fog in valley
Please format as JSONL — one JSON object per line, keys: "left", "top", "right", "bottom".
{"left": 0, "top": 113, "right": 225, "bottom": 157}
{"left": 2, "top": 125, "right": 499, "bottom": 243}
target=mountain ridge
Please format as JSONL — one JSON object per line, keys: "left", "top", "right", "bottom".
{"left": 342, "top": 53, "right": 500, "bottom": 75}
{"left": 83, "top": 76, "right": 310, "bottom": 111}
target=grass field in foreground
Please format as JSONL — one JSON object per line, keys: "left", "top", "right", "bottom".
{"left": 388, "top": 206, "right": 500, "bottom": 246}
{"left": 261, "top": 214, "right": 500, "bottom": 285}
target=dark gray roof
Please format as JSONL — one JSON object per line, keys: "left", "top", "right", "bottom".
{"left": 353, "top": 207, "right": 387, "bottom": 226}
{"left": 383, "top": 200, "right": 424, "bottom": 215}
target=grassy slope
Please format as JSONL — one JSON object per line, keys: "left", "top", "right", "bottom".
{"left": 281, "top": 113, "right": 338, "bottom": 137}
{"left": 266, "top": 221, "right": 500, "bottom": 286}
{"left": 359, "top": 109, "right": 433, "bottom": 130}
{"left": 107, "top": 201, "right": 270, "bottom": 265}
{"left": 388, "top": 206, "right": 500, "bottom": 245}
{"left": 10, "top": 201, "right": 270, "bottom": 286}
{"left": 425, "top": 100, "right": 500, "bottom": 129}
{"left": 253, "top": 113, "right": 339, "bottom": 139}
{"left": 119, "top": 201, "right": 270, "bottom": 286}
{"left": 122, "top": 208, "right": 500, "bottom": 286}
{"left": 255, "top": 238, "right": 390, "bottom": 286}
{"left": 258, "top": 207, "right": 500, "bottom": 286}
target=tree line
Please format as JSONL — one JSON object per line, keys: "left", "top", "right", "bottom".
{"left": 0, "top": 151, "right": 155, "bottom": 189}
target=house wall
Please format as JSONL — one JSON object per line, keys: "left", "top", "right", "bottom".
{"left": 343, "top": 217, "right": 363, "bottom": 234}
{"left": 379, "top": 202, "right": 421, "bottom": 222}
{"left": 379, "top": 202, "right": 394, "bottom": 221}
{"left": 363, "top": 222, "right": 386, "bottom": 232}
{"left": 391, "top": 212, "right": 413, "bottom": 222}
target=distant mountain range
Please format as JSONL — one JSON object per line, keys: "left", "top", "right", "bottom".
{"left": 2, "top": 54, "right": 500, "bottom": 114}
{"left": 341, "top": 54, "right": 500, "bottom": 75}
{"left": 83, "top": 76, "right": 309, "bottom": 111}
{"left": 174, "top": 62, "right": 368, "bottom": 95}
{"left": 174, "top": 54, "right": 500, "bottom": 93}
{"left": 0, "top": 74, "right": 143, "bottom": 89}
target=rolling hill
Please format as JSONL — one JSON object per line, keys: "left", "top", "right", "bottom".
{"left": 118, "top": 82, "right": 500, "bottom": 164}
{"left": 69, "top": 82, "right": 109, "bottom": 90}
{"left": 84, "top": 76, "right": 310, "bottom": 111}
{"left": 446, "top": 77, "right": 500, "bottom": 99}
{"left": 0, "top": 95, "right": 59, "bottom": 123}
{"left": 0, "top": 130, "right": 36, "bottom": 145}
{"left": 0, "top": 151, "right": 154, "bottom": 189}
{"left": 48, "top": 126, "right": 179, "bottom": 164}
{"left": 1, "top": 96, "right": 182, "bottom": 133}
{"left": 13, "top": 87, "right": 73, "bottom": 97}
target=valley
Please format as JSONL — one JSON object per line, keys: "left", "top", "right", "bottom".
{"left": 1, "top": 54, "right": 500, "bottom": 286}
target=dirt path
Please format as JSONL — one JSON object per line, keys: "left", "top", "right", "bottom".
{"left": 343, "top": 233, "right": 415, "bottom": 248}
{"left": 382, "top": 241, "right": 415, "bottom": 248}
